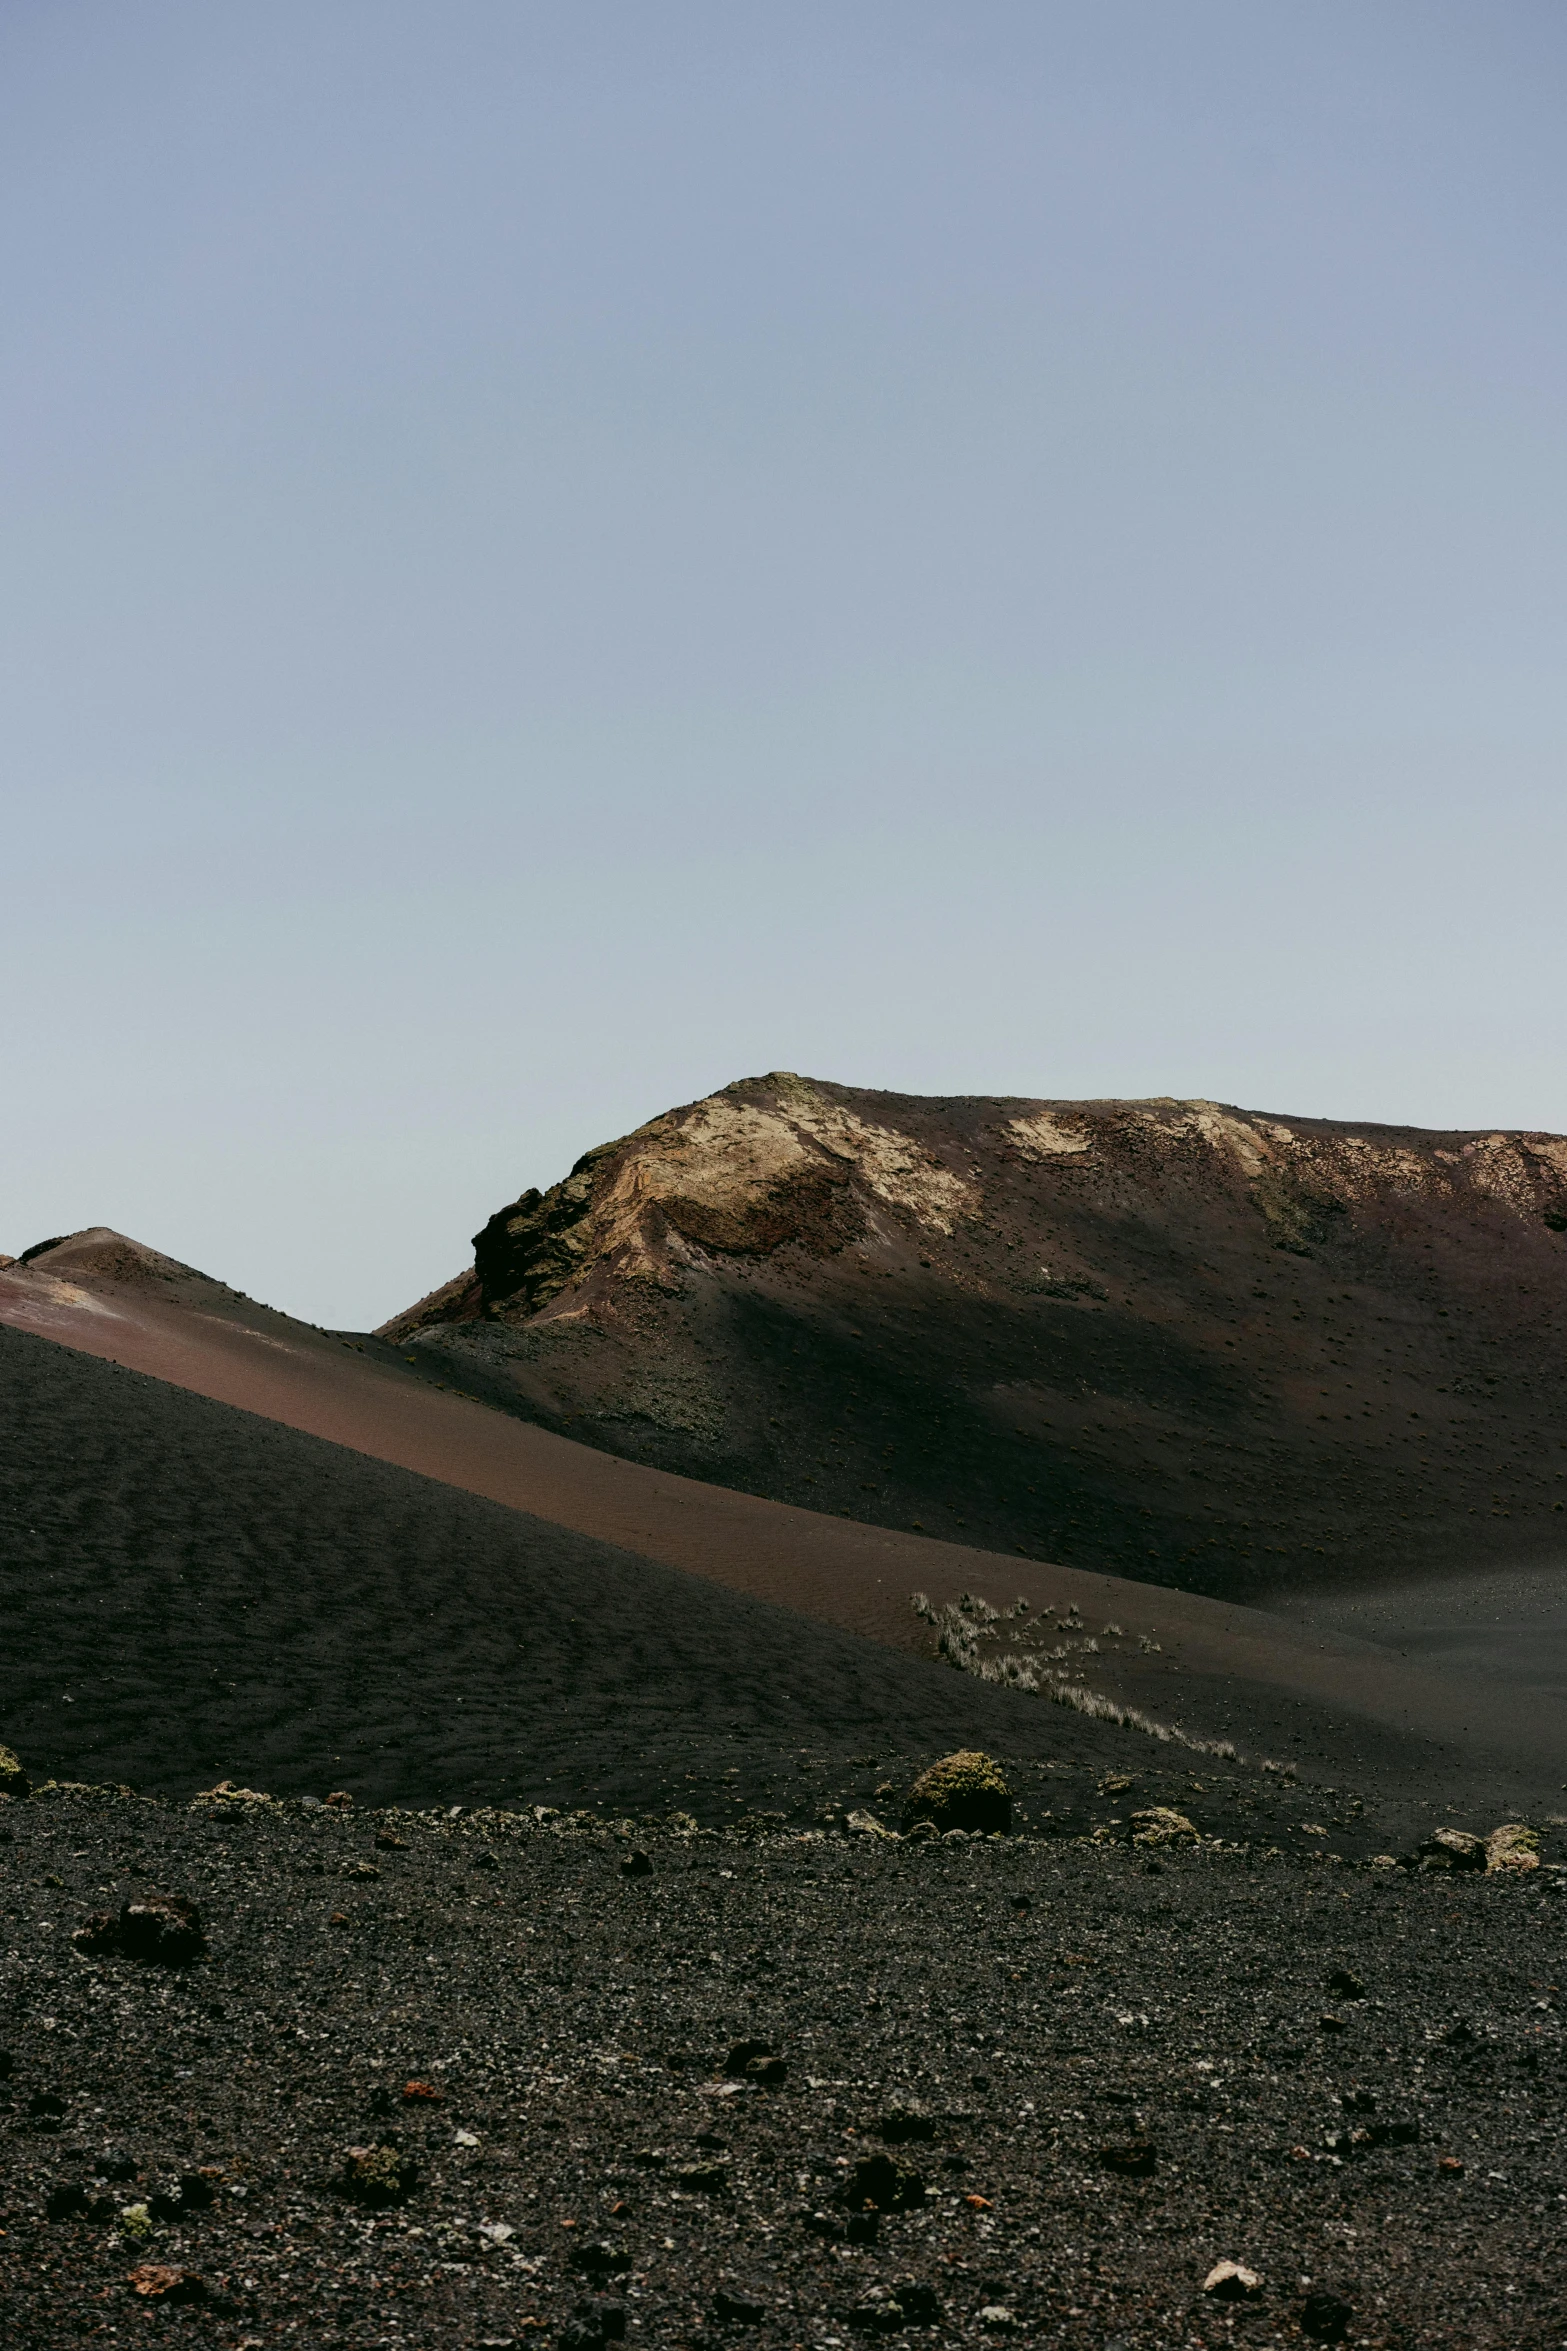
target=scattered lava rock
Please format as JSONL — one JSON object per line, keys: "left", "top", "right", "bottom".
{"left": 126, "top": 2264, "right": 206, "bottom": 2303}
{"left": 1327, "top": 2118, "right": 1419, "bottom": 2159}
{"left": 1418, "top": 1830, "right": 1486, "bottom": 1871}
{"left": 847, "top": 2296, "right": 905, "bottom": 2334}
{"left": 560, "top": 2299, "right": 627, "bottom": 2347}
{"left": 1301, "top": 2290, "right": 1354, "bottom": 2342}
{"left": 850, "top": 2283, "right": 942, "bottom": 2329}
{"left": 144, "top": 2171, "right": 217, "bottom": 2221}
{"left": 896, "top": 2284, "right": 941, "bottom": 2324}
{"left": 674, "top": 2161, "right": 729, "bottom": 2193}
{"left": 840, "top": 2153, "right": 927, "bottom": 2212}
{"left": 569, "top": 2239, "right": 632, "bottom": 2277}
{"left": 1202, "top": 2261, "right": 1263, "bottom": 2300}
{"left": 877, "top": 2099, "right": 939, "bottom": 2143}
{"left": 806, "top": 2206, "right": 880, "bottom": 2245}
{"left": 73, "top": 1892, "right": 207, "bottom": 1964}
{"left": 713, "top": 2283, "right": 769, "bottom": 2325}
{"left": 723, "top": 2038, "right": 786, "bottom": 2084}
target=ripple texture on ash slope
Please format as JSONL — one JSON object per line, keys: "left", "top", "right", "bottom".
{"left": 0, "top": 1322, "right": 1148, "bottom": 1809}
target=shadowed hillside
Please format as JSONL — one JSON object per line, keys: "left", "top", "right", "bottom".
{"left": 381, "top": 1073, "right": 1567, "bottom": 1602}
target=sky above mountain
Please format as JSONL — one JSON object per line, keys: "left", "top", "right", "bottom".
{"left": 5, "top": 3, "right": 1567, "bottom": 1327}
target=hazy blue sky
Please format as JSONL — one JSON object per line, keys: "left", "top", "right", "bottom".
{"left": 5, "top": 4, "right": 1567, "bottom": 1327}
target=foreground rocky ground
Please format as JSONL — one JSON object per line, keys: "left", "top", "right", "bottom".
{"left": 4, "top": 1778, "right": 1565, "bottom": 2350}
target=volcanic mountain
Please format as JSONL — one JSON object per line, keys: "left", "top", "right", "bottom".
{"left": 8, "top": 1208, "right": 1567, "bottom": 2351}
{"left": 7, "top": 1127, "right": 1567, "bottom": 2351}
{"left": 8, "top": 1204, "right": 1567, "bottom": 1813}
{"left": 381, "top": 1071, "right": 1567, "bottom": 1604}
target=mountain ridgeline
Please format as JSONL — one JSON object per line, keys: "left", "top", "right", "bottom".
{"left": 380, "top": 1073, "right": 1567, "bottom": 1602}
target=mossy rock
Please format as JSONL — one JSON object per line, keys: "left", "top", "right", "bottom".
{"left": 1486, "top": 1822, "right": 1540, "bottom": 1872}
{"left": 904, "top": 1750, "right": 1011, "bottom": 1836}
{"left": 191, "top": 1779, "right": 274, "bottom": 1808}
{"left": 0, "top": 1745, "right": 30, "bottom": 1801}
{"left": 340, "top": 2143, "right": 415, "bottom": 2205}
{"left": 1131, "top": 1806, "right": 1198, "bottom": 1847}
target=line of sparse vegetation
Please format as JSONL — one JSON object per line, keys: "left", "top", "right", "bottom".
{"left": 910, "top": 1588, "right": 1245, "bottom": 1762}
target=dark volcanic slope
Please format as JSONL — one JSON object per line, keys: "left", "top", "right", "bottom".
{"left": 9, "top": 1316, "right": 1565, "bottom": 1838}
{"left": 0, "top": 1319, "right": 1244, "bottom": 1817}
{"left": 383, "top": 1074, "right": 1567, "bottom": 1604}
{"left": 14, "top": 1238, "right": 1567, "bottom": 1812}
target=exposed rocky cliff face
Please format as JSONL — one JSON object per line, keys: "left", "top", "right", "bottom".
{"left": 380, "top": 1074, "right": 1567, "bottom": 1602}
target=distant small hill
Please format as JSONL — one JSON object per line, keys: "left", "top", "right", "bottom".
{"left": 380, "top": 1072, "right": 1567, "bottom": 1602}
{"left": 16, "top": 1226, "right": 205, "bottom": 1284}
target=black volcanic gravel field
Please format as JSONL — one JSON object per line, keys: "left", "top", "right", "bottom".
{"left": 3, "top": 1787, "right": 1566, "bottom": 2350}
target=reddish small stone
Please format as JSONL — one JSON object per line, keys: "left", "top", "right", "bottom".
{"left": 127, "top": 2265, "right": 205, "bottom": 2303}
